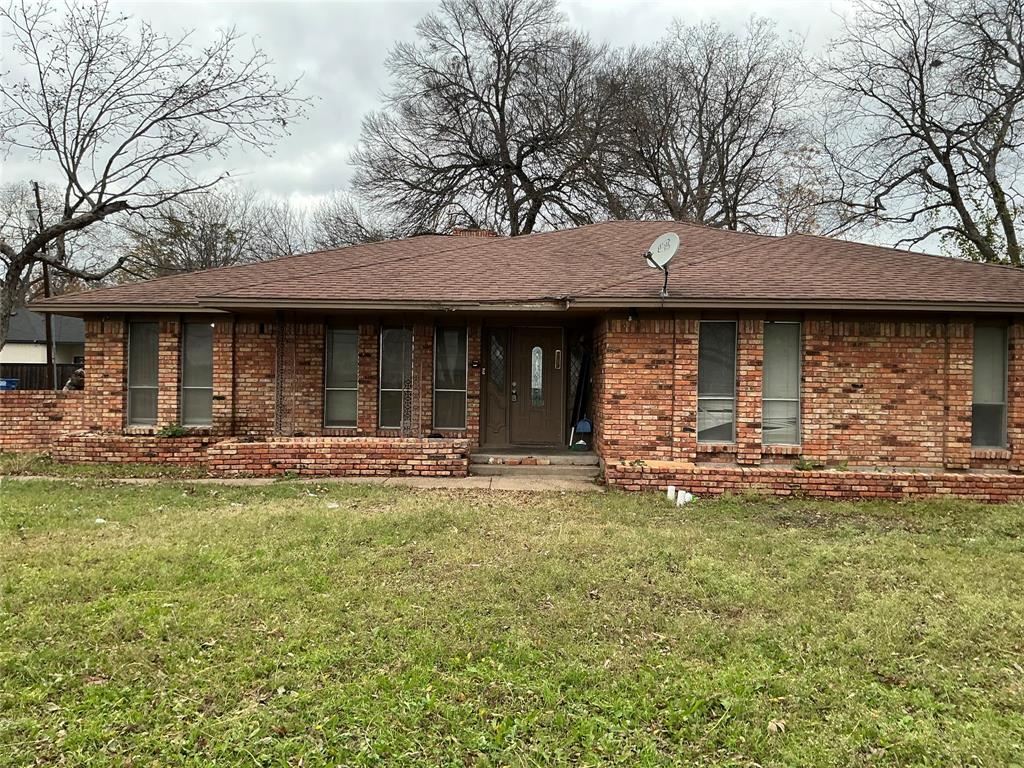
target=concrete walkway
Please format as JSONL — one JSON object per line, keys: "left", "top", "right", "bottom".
{"left": 2, "top": 474, "right": 605, "bottom": 492}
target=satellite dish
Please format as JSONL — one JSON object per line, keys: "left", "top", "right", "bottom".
{"left": 645, "top": 232, "right": 679, "bottom": 270}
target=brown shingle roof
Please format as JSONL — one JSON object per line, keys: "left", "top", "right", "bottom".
{"left": 30, "top": 221, "right": 1024, "bottom": 313}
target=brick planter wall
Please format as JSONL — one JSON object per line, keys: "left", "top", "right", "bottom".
{"left": 207, "top": 437, "right": 470, "bottom": 477}
{"left": 53, "top": 432, "right": 213, "bottom": 465}
{"left": 0, "top": 391, "right": 84, "bottom": 452}
{"left": 605, "top": 462, "right": 1024, "bottom": 503}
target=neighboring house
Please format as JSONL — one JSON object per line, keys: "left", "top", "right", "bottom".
{"left": 1, "top": 310, "right": 84, "bottom": 365}
{"left": 11, "top": 220, "right": 1024, "bottom": 500}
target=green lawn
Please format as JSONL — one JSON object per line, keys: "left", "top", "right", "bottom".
{"left": 1, "top": 479, "right": 1023, "bottom": 766}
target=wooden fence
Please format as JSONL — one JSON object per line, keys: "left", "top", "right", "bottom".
{"left": 0, "top": 363, "right": 78, "bottom": 390}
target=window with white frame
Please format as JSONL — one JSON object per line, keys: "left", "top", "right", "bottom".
{"left": 325, "top": 327, "right": 358, "bottom": 427}
{"left": 434, "top": 327, "right": 467, "bottom": 429}
{"left": 697, "top": 321, "right": 737, "bottom": 442}
{"left": 379, "top": 327, "right": 412, "bottom": 429}
{"left": 127, "top": 321, "right": 159, "bottom": 425}
{"left": 763, "top": 322, "right": 801, "bottom": 445}
{"left": 181, "top": 322, "right": 214, "bottom": 426}
{"left": 973, "top": 325, "right": 1008, "bottom": 448}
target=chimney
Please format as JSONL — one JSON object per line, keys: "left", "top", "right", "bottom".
{"left": 450, "top": 227, "right": 498, "bottom": 238}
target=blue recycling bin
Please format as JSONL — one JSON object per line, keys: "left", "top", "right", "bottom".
{"left": 0, "top": 378, "right": 19, "bottom": 391}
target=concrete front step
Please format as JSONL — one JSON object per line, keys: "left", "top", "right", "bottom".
{"left": 470, "top": 451, "right": 599, "bottom": 467}
{"left": 469, "top": 463, "right": 601, "bottom": 478}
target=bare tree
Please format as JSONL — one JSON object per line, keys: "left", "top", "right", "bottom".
{"left": 255, "top": 198, "right": 313, "bottom": 259}
{"left": 0, "top": 0, "right": 306, "bottom": 345}
{"left": 308, "top": 192, "right": 409, "bottom": 248}
{"left": 121, "top": 187, "right": 268, "bottom": 279}
{"left": 351, "top": 0, "right": 612, "bottom": 236}
{"left": 819, "top": 0, "right": 1024, "bottom": 264}
{"left": 591, "top": 19, "right": 820, "bottom": 233}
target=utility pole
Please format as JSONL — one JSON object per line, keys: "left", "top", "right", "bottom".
{"left": 30, "top": 181, "right": 56, "bottom": 390}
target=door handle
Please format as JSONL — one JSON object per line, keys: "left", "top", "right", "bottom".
{"left": 511, "top": 381, "right": 518, "bottom": 402}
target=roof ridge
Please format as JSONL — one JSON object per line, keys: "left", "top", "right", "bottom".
{"left": 785, "top": 231, "right": 1024, "bottom": 273}
{"left": 36, "top": 234, "right": 483, "bottom": 305}
{"left": 200, "top": 235, "right": 499, "bottom": 300}
{"left": 583, "top": 229, "right": 776, "bottom": 298}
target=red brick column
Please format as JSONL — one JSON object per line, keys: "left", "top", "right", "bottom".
{"left": 800, "top": 314, "right": 833, "bottom": 465}
{"left": 233, "top": 317, "right": 277, "bottom": 437}
{"left": 212, "top": 316, "right": 234, "bottom": 436}
{"left": 415, "top": 322, "right": 434, "bottom": 435}
{"left": 594, "top": 314, "right": 675, "bottom": 462}
{"left": 278, "top": 317, "right": 325, "bottom": 436}
{"left": 1008, "top": 319, "right": 1024, "bottom": 470}
{"left": 736, "top": 316, "right": 764, "bottom": 465}
{"left": 466, "top": 322, "right": 483, "bottom": 447}
{"left": 944, "top": 319, "right": 973, "bottom": 470}
{"left": 357, "top": 322, "right": 379, "bottom": 433}
{"left": 83, "top": 316, "right": 126, "bottom": 432}
{"left": 156, "top": 317, "right": 181, "bottom": 426}
{"left": 671, "top": 313, "right": 699, "bottom": 462}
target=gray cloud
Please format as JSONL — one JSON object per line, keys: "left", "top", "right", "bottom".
{"left": 4, "top": 0, "right": 852, "bottom": 206}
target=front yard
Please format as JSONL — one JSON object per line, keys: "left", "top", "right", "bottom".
{"left": 1, "top": 478, "right": 1023, "bottom": 765}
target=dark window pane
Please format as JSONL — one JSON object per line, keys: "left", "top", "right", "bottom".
{"left": 128, "top": 322, "right": 158, "bottom": 388}
{"left": 489, "top": 332, "right": 506, "bottom": 387}
{"left": 697, "top": 399, "right": 734, "bottom": 442}
{"left": 326, "top": 328, "right": 358, "bottom": 389}
{"left": 972, "top": 403, "right": 1006, "bottom": 448}
{"left": 128, "top": 387, "right": 157, "bottom": 425}
{"left": 380, "top": 328, "right": 412, "bottom": 390}
{"left": 531, "top": 346, "right": 544, "bottom": 406}
{"left": 182, "top": 388, "right": 212, "bottom": 426}
{"left": 973, "top": 326, "right": 1006, "bottom": 405}
{"left": 763, "top": 323, "right": 800, "bottom": 400}
{"left": 698, "top": 322, "right": 736, "bottom": 398}
{"left": 973, "top": 326, "right": 1007, "bottom": 447}
{"left": 763, "top": 400, "right": 799, "bottom": 445}
{"left": 379, "top": 390, "right": 404, "bottom": 428}
{"left": 435, "top": 328, "right": 467, "bottom": 390}
{"left": 182, "top": 323, "right": 213, "bottom": 388}
{"left": 434, "top": 390, "right": 466, "bottom": 429}
{"left": 325, "top": 389, "right": 357, "bottom": 427}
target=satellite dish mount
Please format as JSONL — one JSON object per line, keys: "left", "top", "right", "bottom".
{"left": 645, "top": 232, "right": 679, "bottom": 299}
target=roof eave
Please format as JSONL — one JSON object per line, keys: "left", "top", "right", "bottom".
{"left": 571, "top": 297, "right": 1024, "bottom": 313}
{"left": 27, "top": 296, "right": 1024, "bottom": 315}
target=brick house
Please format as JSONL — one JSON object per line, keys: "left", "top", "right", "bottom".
{"left": 7, "top": 220, "right": 1024, "bottom": 500}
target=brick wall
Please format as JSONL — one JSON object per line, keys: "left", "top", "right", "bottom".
{"left": 232, "top": 317, "right": 276, "bottom": 437}
{"left": 83, "top": 317, "right": 125, "bottom": 432}
{"left": 0, "top": 391, "right": 84, "bottom": 452}
{"left": 212, "top": 317, "right": 234, "bottom": 436}
{"left": 54, "top": 433, "right": 212, "bottom": 465}
{"left": 207, "top": 437, "right": 470, "bottom": 477}
{"left": 606, "top": 462, "right": 1024, "bottom": 503}
{"left": 594, "top": 312, "right": 1020, "bottom": 472}
{"left": 800, "top": 317, "right": 954, "bottom": 468}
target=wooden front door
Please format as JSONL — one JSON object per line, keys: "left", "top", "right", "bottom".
{"left": 483, "top": 327, "right": 565, "bottom": 447}
{"left": 510, "top": 327, "right": 564, "bottom": 445}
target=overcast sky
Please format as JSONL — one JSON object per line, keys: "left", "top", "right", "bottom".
{"left": 2, "top": 0, "right": 855, "bottom": 209}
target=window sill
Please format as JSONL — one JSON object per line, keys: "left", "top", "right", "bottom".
{"left": 971, "top": 448, "right": 1011, "bottom": 461}
{"left": 697, "top": 442, "right": 737, "bottom": 453}
{"left": 762, "top": 444, "right": 801, "bottom": 455}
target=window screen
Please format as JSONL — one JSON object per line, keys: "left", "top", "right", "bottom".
{"left": 973, "top": 325, "right": 1008, "bottom": 448}
{"left": 325, "top": 327, "right": 358, "bottom": 427}
{"left": 128, "top": 321, "right": 158, "bottom": 425}
{"left": 434, "top": 327, "right": 467, "bottom": 429}
{"left": 763, "top": 322, "right": 801, "bottom": 445}
{"left": 380, "top": 327, "right": 412, "bottom": 428}
{"left": 697, "top": 321, "right": 737, "bottom": 442}
{"left": 181, "top": 322, "right": 214, "bottom": 426}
